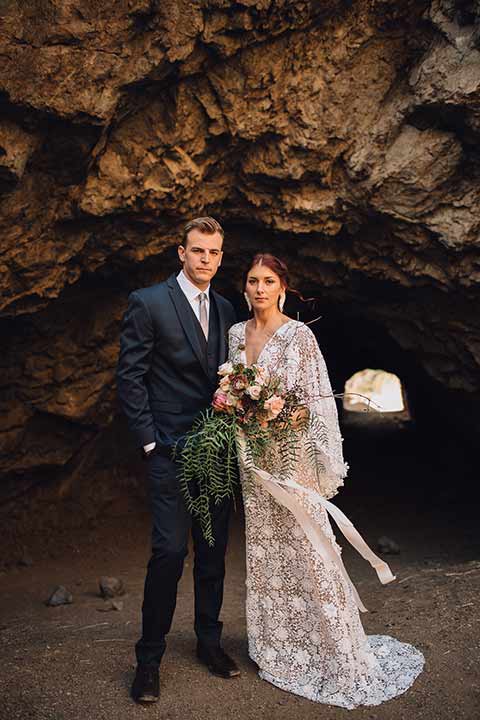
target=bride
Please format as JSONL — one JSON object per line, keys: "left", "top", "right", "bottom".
{"left": 228, "top": 253, "right": 424, "bottom": 709}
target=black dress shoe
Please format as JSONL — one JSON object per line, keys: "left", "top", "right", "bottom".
{"left": 197, "top": 644, "right": 241, "bottom": 678}
{"left": 131, "top": 663, "right": 160, "bottom": 703}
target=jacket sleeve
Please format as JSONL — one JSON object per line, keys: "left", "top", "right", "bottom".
{"left": 229, "top": 302, "right": 237, "bottom": 326}
{"left": 116, "top": 291, "right": 156, "bottom": 448}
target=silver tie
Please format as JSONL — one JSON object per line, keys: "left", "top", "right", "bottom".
{"left": 198, "top": 292, "right": 208, "bottom": 339}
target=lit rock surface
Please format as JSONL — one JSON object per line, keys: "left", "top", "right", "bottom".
{"left": 0, "top": 0, "right": 479, "bottom": 505}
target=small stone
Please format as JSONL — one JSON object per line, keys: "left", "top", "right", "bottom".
{"left": 97, "top": 599, "right": 124, "bottom": 612}
{"left": 99, "top": 576, "right": 125, "bottom": 598}
{"left": 46, "top": 586, "right": 73, "bottom": 606}
{"left": 377, "top": 536, "right": 400, "bottom": 554}
{"left": 18, "top": 553, "right": 34, "bottom": 567}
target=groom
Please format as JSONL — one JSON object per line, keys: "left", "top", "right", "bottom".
{"left": 116, "top": 217, "right": 238, "bottom": 703}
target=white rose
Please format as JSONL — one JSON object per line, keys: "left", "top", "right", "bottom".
{"left": 218, "top": 361, "right": 233, "bottom": 376}
{"left": 246, "top": 384, "right": 262, "bottom": 400}
{"left": 254, "top": 365, "right": 270, "bottom": 385}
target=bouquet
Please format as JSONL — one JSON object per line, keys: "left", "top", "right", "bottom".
{"left": 175, "top": 361, "right": 312, "bottom": 545}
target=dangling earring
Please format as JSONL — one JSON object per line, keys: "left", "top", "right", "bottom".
{"left": 278, "top": 291, "right": 286, "bottom": 312}
{"left": 244, "top": 292, "right": 252, "bottom": 312}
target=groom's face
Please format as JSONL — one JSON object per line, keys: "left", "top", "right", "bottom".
{"left": 178, "top": 229, "right": 224, "bottom": 289}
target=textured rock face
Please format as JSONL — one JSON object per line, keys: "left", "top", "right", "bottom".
{"left": 1, "top": 0, "right": 479, "bottom": 511}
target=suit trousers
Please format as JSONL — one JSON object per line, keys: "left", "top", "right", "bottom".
{"left": 135, "top": 451, "right": 231, "bottom": 667}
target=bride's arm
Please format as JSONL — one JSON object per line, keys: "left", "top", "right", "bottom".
{"left": 290, "top": 324, "right": 348, "bottom": 497}
{"left": 227, "top": 323, "right": 242, "bottom": 363}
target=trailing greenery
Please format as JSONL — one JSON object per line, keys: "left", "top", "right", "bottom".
{"left": 175, "top": 409, "right": 238, "bottom": 547}
{"left": 304, "top": 413, "right": 328, "bottom": 478}
{"left": 175, "top": 405, "right": 329, "bottom": 546}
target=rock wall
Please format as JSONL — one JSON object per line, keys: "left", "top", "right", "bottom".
{"left": 1, "top": 1, "right": 479, "bottom": 519}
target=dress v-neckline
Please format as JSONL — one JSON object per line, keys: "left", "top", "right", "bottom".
{"left": 242, "top": 319, "right": 294, "bottom": 367}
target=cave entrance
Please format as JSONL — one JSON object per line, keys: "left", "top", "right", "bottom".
{"left": 343, "top": 368, "right": 409, "bottom": 416}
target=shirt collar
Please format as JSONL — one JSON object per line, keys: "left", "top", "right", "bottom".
{"left": 177, "top": 269, "right": 210, "bottom": 302}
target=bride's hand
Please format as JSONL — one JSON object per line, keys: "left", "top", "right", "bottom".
{"left": 289, "top": 406, "right": 310, "bottom": 430}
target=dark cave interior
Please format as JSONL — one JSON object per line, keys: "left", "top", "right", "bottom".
{"left": 1, "top": 221, "right": 478, "bottom": 562}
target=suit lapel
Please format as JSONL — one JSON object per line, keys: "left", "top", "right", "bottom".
{"left": 211, "top": 289, "right": 227, "bottom": 364}
{"left": 167, "top": 274, "right": 209, "bottom": 377}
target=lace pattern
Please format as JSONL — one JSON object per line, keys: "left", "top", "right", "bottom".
{"left": 229, "top": 320, "right": 425, "bottom": 709}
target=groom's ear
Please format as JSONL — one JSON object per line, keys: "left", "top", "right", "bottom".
{"left": 178, "top": 245, "right": 185, "bottom": 263}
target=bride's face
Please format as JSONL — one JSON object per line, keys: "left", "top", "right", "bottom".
{"left": 245, "top": 264, "right": 284, "bottom": 313}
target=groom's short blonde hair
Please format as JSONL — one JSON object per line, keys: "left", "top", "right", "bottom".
{"left": 182, "top": 217, "right": 224, "bottom": 247}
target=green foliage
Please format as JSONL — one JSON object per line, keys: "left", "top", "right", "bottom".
{"left": 304, "top": 414, "right": 328, "bottom": 477}
{"left": 175, "top": 409, "right": 238, "bottom": 547}
{"left": 176, "top": 405, "right": 330, "bottom": 546}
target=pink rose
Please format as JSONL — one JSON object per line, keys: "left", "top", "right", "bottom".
{"left": 212, "top": 391, "right": 229, "bottom": 412}
{"left": 232, "top": 377, "right": 247, "bottom": 392}
{"left": 263, "top": 395, "right": 285, "bottom": 420}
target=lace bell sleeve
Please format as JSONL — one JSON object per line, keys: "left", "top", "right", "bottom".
{"left": 228, "top": 323, "right": 244, "bottom": 364}
{"left": 289, "top": 324, "right": 349, "bottom": 499}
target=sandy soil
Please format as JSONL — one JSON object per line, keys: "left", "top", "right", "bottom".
{"left": 1, "top": 435, "right": 479, "bottom": 720}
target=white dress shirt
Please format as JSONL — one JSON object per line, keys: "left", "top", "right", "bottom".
{"left": 144, "top": 269, "right": 210, "bottom": 453}
{"left": 176, "top": 269, "right": 210, "bottom": 324}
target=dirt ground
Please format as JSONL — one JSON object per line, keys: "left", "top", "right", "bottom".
{"left": 1, "top": 434, "right": 479, "bottom": 720}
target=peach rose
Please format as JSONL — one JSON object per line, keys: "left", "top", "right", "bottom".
{"left": 254, "top": 366, "right": 270, "bottom": 386}
{"left": 219, "top": 376, "right": 231, "bottom": 391}
{"left": 225, "top": 393, "right": 239, "bottom": 409}
{"left": 263, "top": 395, "right": 285, "bottom": 420}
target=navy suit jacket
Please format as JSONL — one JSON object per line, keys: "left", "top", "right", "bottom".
{"left": 116, "top": 273, "right": 236, "bottom": 449}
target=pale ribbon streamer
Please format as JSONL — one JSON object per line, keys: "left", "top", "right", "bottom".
{"left": 237, "top": 436, "right": 395, "bottom": 613}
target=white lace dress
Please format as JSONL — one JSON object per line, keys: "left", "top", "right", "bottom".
{"left": 229, "top": 319, "right": 424, "bottom": 709}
